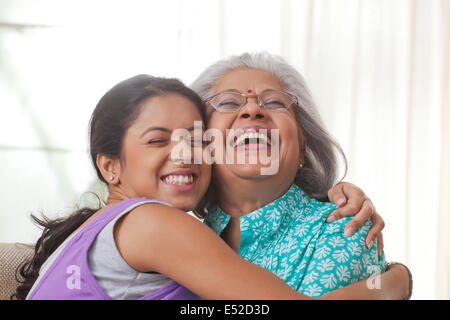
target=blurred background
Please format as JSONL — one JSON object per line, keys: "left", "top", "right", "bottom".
{"left": 0, "top": 0, "right": 448, "bottom": 299}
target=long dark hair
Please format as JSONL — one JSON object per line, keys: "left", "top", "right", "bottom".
{"left": 12, "top": 75, "right": 206, "bottom": 300}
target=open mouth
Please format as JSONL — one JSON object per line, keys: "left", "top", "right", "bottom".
{"left": 231, "top": 130, "right": 272, "bottom": 148}
{"left": 160, "top": 173, "right": 197, "bottom": 186}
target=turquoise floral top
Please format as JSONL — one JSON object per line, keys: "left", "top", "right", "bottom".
{"left": 204, "top": 184, "right": 387, "bottom": 297}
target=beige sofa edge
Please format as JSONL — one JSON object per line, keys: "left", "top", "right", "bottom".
{"left": 0, "top": 243, "right": 35, "bottom": 300}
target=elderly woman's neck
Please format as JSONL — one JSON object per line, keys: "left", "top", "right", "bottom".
{"left": 215, "top": 179, "right": 292, "bottom": 218}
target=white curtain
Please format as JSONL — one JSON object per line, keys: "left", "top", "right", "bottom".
{"left": 438, "top": 0, "right": 450, "bottom": 299}
{"left": 280, "top": 0, "right": 448, "bottom": 300}
{"left": 0, "top": 0, "right": 448, "bottom": 299}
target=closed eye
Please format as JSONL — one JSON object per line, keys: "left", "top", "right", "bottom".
{"left": 264, "top": 100, "right": 286, "bottom": 107}
{"left": 219, "top": 100, "right": 240, "bottom": 107}
{"left": 148, "top": 139, "right": 168, "bottom": 145}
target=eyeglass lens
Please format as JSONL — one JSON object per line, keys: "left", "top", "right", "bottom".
{"left": 210, "top": 91, "right": 293, "bottom": 112}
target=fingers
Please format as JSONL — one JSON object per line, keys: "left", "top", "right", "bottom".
{"left": 377, "top": 233, "right": 384, "bottom": 258}
{"left": 326, "top": 182, "right": 367, "bottom": 222}
{"left": 364, "top": 210, "right": 385, "bottom": 250}
{"left": 327, "top": 182, "right": 348, "bottom": 208}
{"left": 341, "top": 199, "right": 374, "bottom": 237}
{"left": 327, "top": 199, "right": 361, "bottom": 222}
{"left": 326, "top": 183, "right": 386, "bottom": 254}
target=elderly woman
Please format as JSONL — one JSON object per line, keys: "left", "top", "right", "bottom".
{"left": 191, "top": 52, "right": 412, "bottom": 298}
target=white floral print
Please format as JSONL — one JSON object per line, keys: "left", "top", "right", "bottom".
{"left": 204, "top": 184, "right": 387, "bottom": 297}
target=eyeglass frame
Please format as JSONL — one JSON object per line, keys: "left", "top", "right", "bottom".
{"left": 204, "top": 89, "right": 299, "bottom": 113}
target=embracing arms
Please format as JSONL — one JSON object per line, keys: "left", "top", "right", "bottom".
{"left": 114, "top": 203, "right": 312, "bottom": 300}
{"left": 323, "top": 263, "right": 411, "bottom": 299}
{"left": 326, "top": 182, "right": 412, "bottom": 299}
{"left": 114, "top": 201, "right": 410, "bottom": 300}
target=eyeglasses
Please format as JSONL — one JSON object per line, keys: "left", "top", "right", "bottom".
{"left": 204, "top": 89, "right": 298, "bottom": 113}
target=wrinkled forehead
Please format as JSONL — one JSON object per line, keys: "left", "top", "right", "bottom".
{"left": 212, "top": 68, "right": 285, "bottom": 94}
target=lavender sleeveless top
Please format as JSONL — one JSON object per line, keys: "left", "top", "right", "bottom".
{"left": 26, "top": 198, "right": 200, "bottom": 300}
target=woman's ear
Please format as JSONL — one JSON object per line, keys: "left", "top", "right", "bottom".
{"left": 96, "top": 154, "right": 121, "bottom": 184}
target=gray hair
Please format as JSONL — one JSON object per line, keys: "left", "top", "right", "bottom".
{"left": 190, "top": 52, "right": 347, "bottom": 209}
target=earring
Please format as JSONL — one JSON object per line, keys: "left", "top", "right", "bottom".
{"left": 109, "top": 175, "right": 114, "bottom": 181}
{"left": 299, "top": 163, "right": 303, "bottom": 169}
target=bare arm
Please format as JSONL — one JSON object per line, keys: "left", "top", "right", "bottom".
{"left": 322, "top": 263, "right": 411, "bottom": 300}
{"left": 114, "top": 203, "right": 411, "bottom": 300}
{"left": 114, "top": 203, "right": 314, "bottom": 300}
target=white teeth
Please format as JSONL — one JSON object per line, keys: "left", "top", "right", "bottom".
{"left": 163, "top": 174, "right": 194, "bottom": 185}
{"left": 233, "top": 131, "right": 271, "bottom": 147}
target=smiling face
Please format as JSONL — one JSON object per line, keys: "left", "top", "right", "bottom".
{"left": 115, "top": 94, "right": 211, "bottom": 211}
{"left": 207, "top": 68, "right": 304, "bottom": 190}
